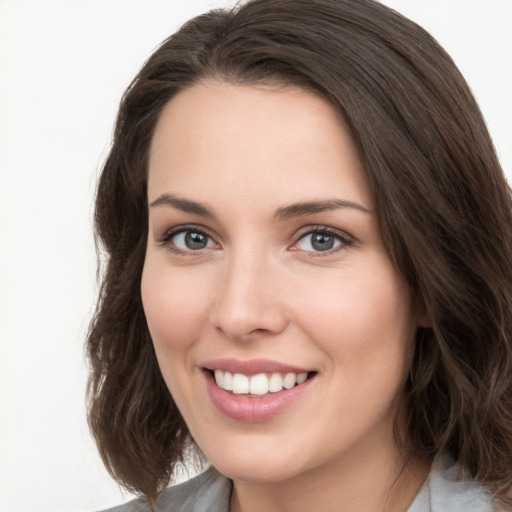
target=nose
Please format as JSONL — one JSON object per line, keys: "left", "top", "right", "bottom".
{"left": 210, "top": 248, "right": 289, "bottom": 342}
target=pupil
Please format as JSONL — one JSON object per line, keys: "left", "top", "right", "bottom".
{"left": 185, "top": 231, "right": 207, "bottom": 250}
{"left": 312, "top": 233, "right": 334, "bottom": 251}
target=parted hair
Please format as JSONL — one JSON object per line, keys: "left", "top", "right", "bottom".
{"left": 87, "top": 0, "right": 512, "bottom": 505}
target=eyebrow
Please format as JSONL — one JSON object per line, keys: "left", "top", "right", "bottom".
{"left": 149, "top": 194, "right": 370, "bottom": 220}
{"left": 149, "top": 194, "right": 216, "bottom": 218}
{"left": 273, "top": 199, "right": 371, "bottom": 221}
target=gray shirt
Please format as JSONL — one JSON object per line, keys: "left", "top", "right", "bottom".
{"left": 102, "top": 455, "right": 495, "bottom": 512}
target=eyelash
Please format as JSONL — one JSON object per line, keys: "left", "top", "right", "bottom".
{"left": 291, "top": 226, "right": 354, "bottom": 256}
{"left": 158, "top": 225, "right": 354, "bottom": 256}
{"left": 159, "top": 225, "right": 217, "bottom": 255}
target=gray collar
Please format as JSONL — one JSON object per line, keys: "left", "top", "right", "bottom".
{"left": 408, "top": 454, "right": 494, "bottom": 512}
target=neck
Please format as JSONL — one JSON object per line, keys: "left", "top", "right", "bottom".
{"left": 229, "top": 439, "right": 429, "bottom": 512}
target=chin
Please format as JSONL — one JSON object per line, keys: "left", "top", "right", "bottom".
{"left": 201, "top": 436, "right": 310, "bottom": 483}
{"left": 212, "top": 457, "right": 301, "bottom": 484}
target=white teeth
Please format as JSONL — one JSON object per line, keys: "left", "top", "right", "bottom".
{"left": 232, "top": 373, "right": 249, "bottom": 394}
{"left": 283, "top": 373, "right": 296, "bottom": 389}
{"left": 212, "top": 370, "right": 310, "bottom": 395}
{"left": 223, "top": 370, "right": 233, "bottom": 391}
{"left": 214, "top": 369, "right": 223, "bottom": 387}
{"left": 249, "top": 373, "right": 269, "bottom": 395}
{"left": 268, "top": 373, "right": 283, "bottom": 392}
{"left": 296, "top": 372, "right": 308, "bottom": 384}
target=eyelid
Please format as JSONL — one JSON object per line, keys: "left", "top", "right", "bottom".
{"left": 158, "top": 224, "right": 220, "bottom": 253}
{"left": 159, "top": 224, "right": 208, "bottom": 241}
{"left": 289, "top": 225, "right": 355, "bottom": 254}
{"left": 156, "top": 223, "right": 354, "bottom": 255}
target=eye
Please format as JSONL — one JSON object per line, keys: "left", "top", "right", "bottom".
{"left": 292, "top": 228, "right": 353, "bottom": 253}
{"left": 162, "top": 227, "right": 217, "bottom": 252}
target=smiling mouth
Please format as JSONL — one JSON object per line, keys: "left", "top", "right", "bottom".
{"left": 210, "top": 369, "right": 316, "bottom": 396}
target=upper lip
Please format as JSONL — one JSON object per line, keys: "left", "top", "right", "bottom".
{"left": 201, "top": 358, "right": 312, "bottom": 375}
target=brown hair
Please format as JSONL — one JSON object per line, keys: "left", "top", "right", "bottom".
{"left": 87, "top": 0, "right": 512, "bottom": 504}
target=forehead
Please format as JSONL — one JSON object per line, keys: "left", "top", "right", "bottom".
{"left": 148, "top": 80, "right": 372, "bottom": 210}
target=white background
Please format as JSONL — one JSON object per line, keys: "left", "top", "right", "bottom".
{"left": 0, "top": 1, "right": 510, "bottom": 511}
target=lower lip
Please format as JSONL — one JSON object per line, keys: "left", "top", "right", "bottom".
{"left": 204, "top": 371, "right": 315, "bottom": 422}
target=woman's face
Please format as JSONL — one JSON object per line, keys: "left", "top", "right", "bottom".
{"left": 142, "top": 81, "right": 418, "bottom": 483}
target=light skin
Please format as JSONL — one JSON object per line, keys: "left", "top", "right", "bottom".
{"left": 141, "top": 80, "right": 429, "bottom": 512}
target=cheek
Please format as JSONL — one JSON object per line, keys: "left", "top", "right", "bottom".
{"left": 140, "top": 261, "right": 211, "bottom": 352}
{"left": 294, "top": 263, "right": 415, "bottom": 368}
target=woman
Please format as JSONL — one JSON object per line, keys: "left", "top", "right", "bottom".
{"left": 87, "top": 0, "right": 512, "bottom": 510}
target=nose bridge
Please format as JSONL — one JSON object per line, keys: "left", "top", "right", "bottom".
{"left": 211, "top": 242, "right": 287, "bottom": 340}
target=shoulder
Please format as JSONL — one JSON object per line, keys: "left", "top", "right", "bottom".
{"left": 408, "top": 454, "right": 497, "bottom": 512}
{"left": 99, "top": 467, "right": 231, "bottom": 512}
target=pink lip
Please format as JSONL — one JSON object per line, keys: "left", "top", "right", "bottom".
{"left": 201, "top": 360, "right": 316, "bottom": 423}
{"left": 201, "top": 358, "right": 310, "bottom": 376}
